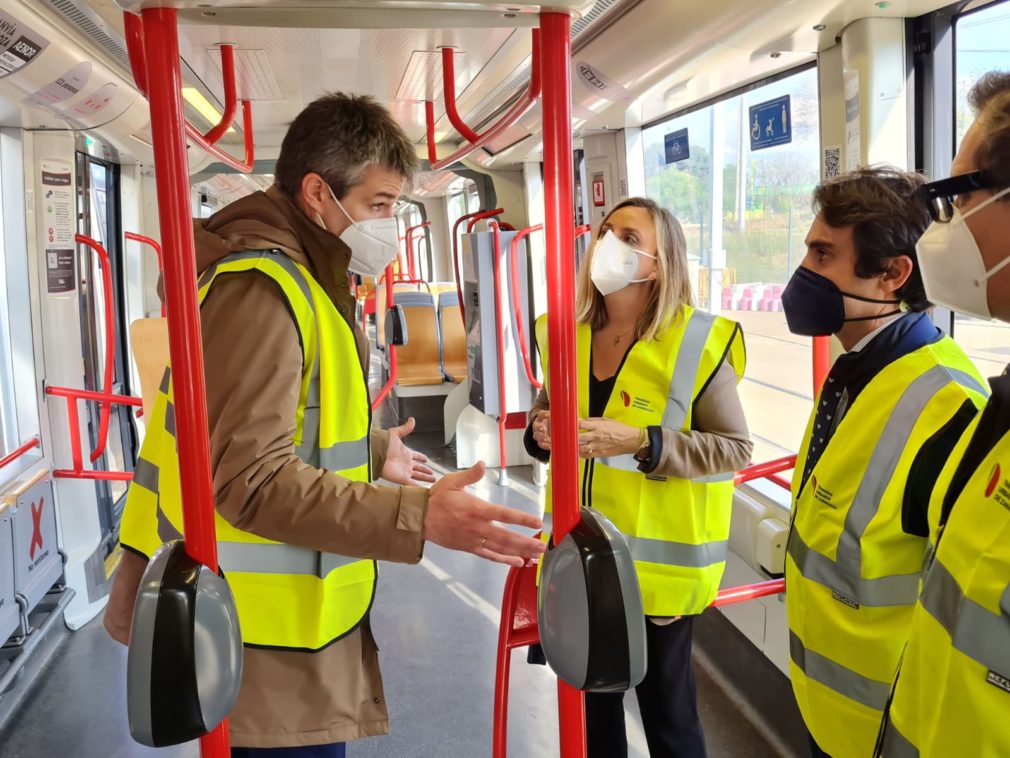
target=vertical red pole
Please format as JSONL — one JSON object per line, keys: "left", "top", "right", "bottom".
{"left": 489, "top": 222, "right": 509, "bottom": 484}
{"left": 140, "top": 9, "right": 228, "bottom": 754}
{"left": 541, "top": 11, "right": 586, "bottom": 758}
{"left": 812, "top": 335, "right": 830, "bottom": 394}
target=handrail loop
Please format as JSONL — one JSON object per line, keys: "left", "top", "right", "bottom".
{"left": 507, "top": 224, "right": 543, "bottom": 391}
{"left": 404, "top": 221, "right": 431, "bottom": 282}
{"left": 125, "top": 231, "right": 166, "bottom": 316}
{"left": 425, "top": 29, "right": 542, "bottom": 171}
{"left": 451, "top": 208, "right": 504, "bottom": 328}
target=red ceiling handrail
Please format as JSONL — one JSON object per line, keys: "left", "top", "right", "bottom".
{"left": 425, "top": 29, "right": 542, "bottom": 171}
{"left": 451, "top": 208, "right": 503, "bottom": 328}
{"left": 76, "top": 234, "right": 116, "bottom": 464}
{"left": 371, "top": 264, "right": 399, "bottom": 410}
{"left": 440, "top": 46, "right": 481, "bottom": 144}
{"left": 489, "top": 221, "right": 510, "bottom": 484}
{"left": 124, "top": 12, "right": 254, "bottom": 174}
{"left": 404, "top": 221, "right": 431, "bottom": 282}
{"left": 507, "top": 224, "right": 543, "bottom": 391}
{"left": 125, "top": 231, "right": 166, "bottom": 317}
{"left": 0, "top": 437, "right": 40, "bottom": 471}
{"left": 202, "top": 44, "right": 237, "bottom": 145}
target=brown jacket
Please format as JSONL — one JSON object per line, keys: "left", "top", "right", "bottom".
{"left": 105, "top": 186, "right": 429, "bottom": 747}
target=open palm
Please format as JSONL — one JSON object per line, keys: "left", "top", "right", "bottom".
{"left": 381, "top": 417, "right": 436, "bottom": 485}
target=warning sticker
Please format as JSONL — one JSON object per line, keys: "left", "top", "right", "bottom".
{"left": 41, "top": 159, "right": 75, "bottom": 295}
{"left": 0, "top": 12, "right": 48, "bottom": 80}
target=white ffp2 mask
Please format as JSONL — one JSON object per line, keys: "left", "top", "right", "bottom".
{"left": 317, "top": 187, "right": 400, "bottom": 278}
{"left": 589, "top": 230, "right": 657, "bottom": 296}
{"left": 916, "top": 185, "right": 1010, "bottom": 320}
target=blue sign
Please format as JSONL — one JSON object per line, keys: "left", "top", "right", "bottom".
{"left": 664, "top": 128, "right": 689, "bottom": 163}
{"left": 749, "top": 95, "right": 792, "bottom": 151}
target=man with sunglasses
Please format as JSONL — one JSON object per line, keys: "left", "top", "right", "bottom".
{"left": 877, "top": 71, "right": 1010, "bottom": 757}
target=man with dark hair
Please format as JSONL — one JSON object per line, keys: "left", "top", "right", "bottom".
{"left": 107, "top": 92, "right": 545, "bottom": 756}
{"left": 780, "top": 165, "right": 989, "bottom": 757}
{"left": 877, "top": 71, "right": 1010, "bottom": 758}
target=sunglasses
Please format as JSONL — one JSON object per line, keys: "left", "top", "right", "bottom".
{"left": 920, "top": 170, "right": 992, "bottom": 223}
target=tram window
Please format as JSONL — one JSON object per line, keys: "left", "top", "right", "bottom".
{"left": 952, "top": 0, "right": 1010, "bottom": 380}
{"left": 643, "top": 67, "right": 821, "bottom": 462}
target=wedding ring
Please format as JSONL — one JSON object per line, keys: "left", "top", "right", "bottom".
{"left": 480, "top": 536, "right": 487, "bottom": 549}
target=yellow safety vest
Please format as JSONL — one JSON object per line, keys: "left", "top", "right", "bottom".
{"left": 120, "top": 250, "right": 375, "bottom": 651}
{"left": 878, "top": 415, "right": 1010, "bottom": 758}
{"left": 786, "top": 337, "right": 987, "bottom": 757}
{"left": 535, "top": 306, "right": 745, "bottom": 617}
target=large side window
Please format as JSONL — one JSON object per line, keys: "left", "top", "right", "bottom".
{"left": 643, "top": 67, "right": 821, "bottom": 462}
{"left": 953, "top": 1, "right": 1010, "bottom": 379}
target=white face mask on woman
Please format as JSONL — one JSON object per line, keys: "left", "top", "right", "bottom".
{"left": 315, "top": 185, "right": 400, "bottom": 278}
{"left": 916, "top": 184, "right": 1010, "bottom": 320}
{"left": 589, "top": 230, "right": 657, "bottom": 296}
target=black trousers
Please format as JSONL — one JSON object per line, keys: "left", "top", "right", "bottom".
{"left": 585, "top": 616, "right": 706, "bottom": 758}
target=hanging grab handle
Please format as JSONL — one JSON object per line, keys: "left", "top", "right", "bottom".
{"left": 507, "top": 224, "right": 543, "bottom": 390}
{"left": 451, "top": 208, "right": 504, "bottom": 328}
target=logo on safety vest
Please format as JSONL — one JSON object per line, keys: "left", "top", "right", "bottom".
{"left": 812, "top": 478, "right": 836, "bottom": 509}
{"left": 621, "top": 391, "right": 631, "bottom": 407}
{"left": 832, "top": 590, "right": 860, "bottom": 610}
{"left": 986, "top": 463, "right": 1001, "bottom": 498}
{"left": 987, "top": 670, "right": 1010, "bottom": 695}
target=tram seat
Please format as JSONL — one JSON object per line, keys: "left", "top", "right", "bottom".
{"left": 388, "top": 291, "right": 444, "bottom": 387}
{"left": 129, "top": 318, "right": 170, "bottom": 419}
{"left": 437, "top": 290, "right": 468, "bottom": 383}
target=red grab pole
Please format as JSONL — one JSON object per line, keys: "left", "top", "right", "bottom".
{"left": 138, "top": 14, "right": 228, "bottom": 754}
{"left": 541, "top": 11, "right": 586, "bottom": 758}
{"left": 371, "top": 266, "right": 398, "bottom": 410}
{"left": 508, "top": 224, "right": 544, "bottom": 390}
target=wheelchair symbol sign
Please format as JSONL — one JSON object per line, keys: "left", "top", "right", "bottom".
{"left": 749, "top": 95, "right": 792, "bottom": 151}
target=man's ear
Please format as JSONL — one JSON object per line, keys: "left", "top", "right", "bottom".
{"left": 299, "top": 172, "right": 329, "bottom": 217}
{"left": 881, "top": 255, "right": 914, "bottom": 294}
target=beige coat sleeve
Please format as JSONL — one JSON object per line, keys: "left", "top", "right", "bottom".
{"left": 201, "top": 273, "right": 427, "bottom": 563}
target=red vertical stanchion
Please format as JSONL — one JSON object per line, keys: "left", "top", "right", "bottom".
{"left": 139, "top": 8, "right": 228, "bottom": 755}
{"left": 540, "top": 11, "right": 586, "bottom": 758}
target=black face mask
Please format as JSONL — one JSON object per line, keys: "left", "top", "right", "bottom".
{"left": 781, "top": 266, "right": 902, "bottom": 337}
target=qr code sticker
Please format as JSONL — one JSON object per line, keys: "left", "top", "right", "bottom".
{"left": 824, "top": 146, "right": 841, "bottom": 179}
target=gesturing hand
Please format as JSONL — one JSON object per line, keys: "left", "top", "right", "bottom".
{"left": 531, "top": 411, "right": 552, "bottom": 451}
{"left": 577, "top": 417, "right": 642, "bottom": 459}
{"left": 423, "top": 462, "right": 546, "bottom": 567}
{"left": 380, "top": 417, "right": 437, "bottom": 486}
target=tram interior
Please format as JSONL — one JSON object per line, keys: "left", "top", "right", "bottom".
{"left": 0, "top": 0, "right": 1006, "bottom": 755}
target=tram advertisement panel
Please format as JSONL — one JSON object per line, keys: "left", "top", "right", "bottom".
{"left": 40, "top": 159, "right": 75, "bottom": 295}
{"left": 0, "top": 11, "right": 48, "bottom": 79}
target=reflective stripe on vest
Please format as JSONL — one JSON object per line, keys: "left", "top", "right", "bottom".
{"left": 789, "top": 364, "right": 983, "bottom": 608}
{"left": 880, "top": 722, "right": 919, "bottom": 758}
{"left": 790, "top": 631, "right": 891, "bottom": 711}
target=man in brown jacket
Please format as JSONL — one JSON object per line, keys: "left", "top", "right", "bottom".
{"left": 105, "top": 93, "right": 545, "bottom": 756}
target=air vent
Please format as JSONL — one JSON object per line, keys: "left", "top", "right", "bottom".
{"left": 42, "top": 0, "right": 133, "bottom": 73}
{"left": 571, "top": 0, "right": 627, "bottom": 39}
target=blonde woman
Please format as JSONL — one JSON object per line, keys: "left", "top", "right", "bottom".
{"left": 527, "top": 197, "right": 752, "bottom": 757}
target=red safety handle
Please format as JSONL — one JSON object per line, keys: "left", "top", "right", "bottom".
{"left": 75, "top": 235, "right": 116, "bottom": 464}
{"left": 0, "top": 437, "right": 40, "bottom": 471}
{"left": 125, "top": 231, "right": 165, "bottom": 316}
{"left": 404, "top": 221, "right": 431, "bottom": 282}
{"left": 734, "top": 454, "right": 796, "bottom": 491}
{"left": 124, "top": 12, "right": 255, "bottom": 174}
{"left": 202, "top": 45, "right": 237, "bottom": 145}
{"left": 425, "top": 29, "right": 541, "bottom": 171}
{"left": 371, "top": 265, "right": 399, "bottom": 410}
{"left": 508, "top": 224, "right": 544, "bottom": 390}
{"left": 451, "top": 208, "right": 504, "bottom": 328}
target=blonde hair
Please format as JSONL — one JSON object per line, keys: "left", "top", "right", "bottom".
{"left": 575, "top": 197, "right": 693, "bottom": 342}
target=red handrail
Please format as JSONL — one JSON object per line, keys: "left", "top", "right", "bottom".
{"left": 440, "top": 46, "right": 481, "bottom": 144}
{"left": 46, "top": 386, "right": 141, "bottom": 481}
{"left": 371, "top": 264, "right": 398, "bottom": 410}
{"left": 132, "top": 8, "right": 229, "bottom": 751}
{"left": 539, "top": 13, "right": 585, "bottom": 755}
{"left": 489, "top": 222, "right": 509, "bottom": 484}
{"left": 575, "top": 224, "right": 592, "bottom": 240}
{"left": 734, "top": 454, "right": 796, "bottom": 490}
{"left": 712, "top": 578, "right": 786, "bottom": 607}
{"left": 507, "top": 224, "right": 543, "bottom": 390}
{"left": 75, "top": 235, "right": 116, "bottom": 464}
{"left": 813, "top": 335, "right": 830, "bottom": 395}
{"left": 202, "top": 45, "right": 237, "bottom": 145}
{"left": 404, "top": 221, "right": 431, "bottom": 282}
{"left": 425, "top": 29, "right": 541, "bottom": 171}
{"left": 124, "top": 12, "right": 254, "bottom": 174}
{"left": 0, "top": 438, "right": 40, "bottom": 470}
{"left": 452, "top": 208, "right": 504, "bottom": 328}
{"left": 125, "top": 231, "right": 165, "bottom": 317}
